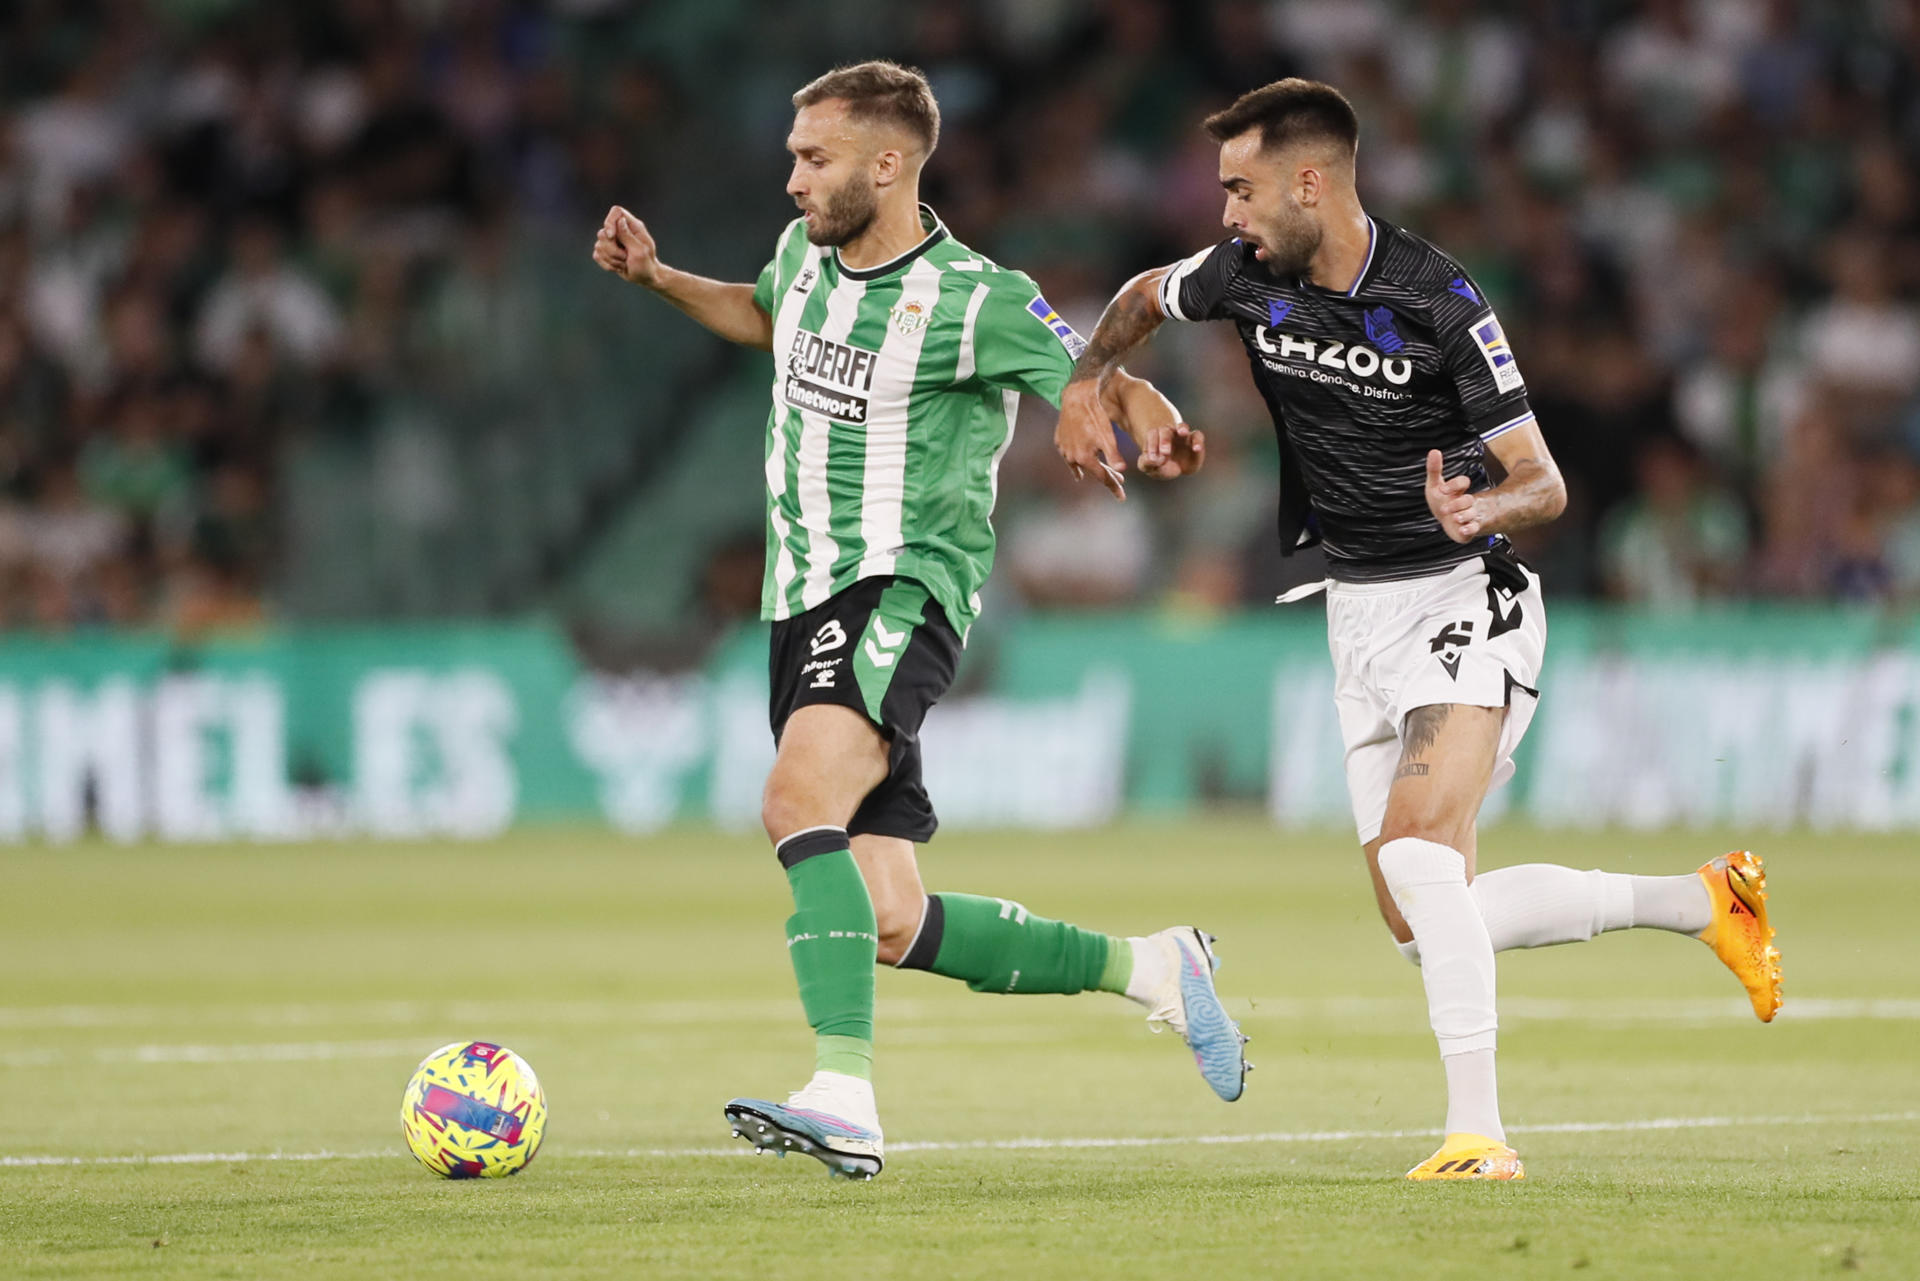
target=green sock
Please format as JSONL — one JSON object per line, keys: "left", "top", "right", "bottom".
{"left": 776, "top": 828, "right": 876, "bottom": 1080}
{"left": 902, "top": 892, "right": 1129, "bottom": 995}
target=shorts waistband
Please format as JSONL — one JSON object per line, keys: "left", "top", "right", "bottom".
{"left": 1326, "top": 561, "right": 1472, "bottom": 598}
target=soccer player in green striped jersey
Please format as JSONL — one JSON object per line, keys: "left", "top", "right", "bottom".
{"left": 592, "top": 61, "right": 1244, "bottom": 1178}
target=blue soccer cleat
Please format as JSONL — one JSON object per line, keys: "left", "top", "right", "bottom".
{"left": 1140, "top": 926, "right": 1250, "bottom": 1102}
{"left": 724, "top": 1070, "right": 884, "bottom": 1180}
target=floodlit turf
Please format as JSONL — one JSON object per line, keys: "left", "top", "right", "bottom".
{"left": 3, "top": 819, "right": 1917, "bottom": 1279}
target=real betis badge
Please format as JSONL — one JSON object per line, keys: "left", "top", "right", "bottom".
{"left": 891, "top": 300, "right": 929, "bottom": 336}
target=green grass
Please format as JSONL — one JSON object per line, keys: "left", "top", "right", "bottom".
{"left": 2, "top": 819, "right": 1917, "bottom": 1278}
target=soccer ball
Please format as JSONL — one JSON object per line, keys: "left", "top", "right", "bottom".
{"left": 399, "top": 1040, "right": 548, "bottom": 1178}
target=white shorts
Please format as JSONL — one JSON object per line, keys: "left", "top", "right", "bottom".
{"left": 1326, "top": 555, "right": 1546, "bottom": 844}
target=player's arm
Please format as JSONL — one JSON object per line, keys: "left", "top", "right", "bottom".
{"left": 1102, "top": 370, "right": 1204, "bottom": 480}
{"left": 1054, "top": 267, "right": 1171, "bottom": 496}
{"left": 1424, "top": 420, "right": 1567, "bottom": 543}
{"left": 592, "top": 206, "right": 774, "bottom": 352}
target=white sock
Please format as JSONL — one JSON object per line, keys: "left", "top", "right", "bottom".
{"left": 1630, "top": 874, "right": 1713, "bottom": 935}
{"left": 1396, "top": 865, "right": 1712, "bottom": 965}
{"left": 1472, "top": 864, "right": 1634, "bottom": 950}
{"left": 1443, "top": 1048, "right": 1503, "bottom": 1142}
{"left": 1122, "top": 936, "right": 1169, "bottom": 1005}
{"left": 1377, "top": 837, "right": 1502, "bottom": 1141}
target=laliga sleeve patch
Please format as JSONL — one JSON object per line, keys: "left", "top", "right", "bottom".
{"left": 1470, "top": 312, "right": 1525, "bottom": 394}
{"left": 1026, "top": 295, "right": 1087, "bottom": 359}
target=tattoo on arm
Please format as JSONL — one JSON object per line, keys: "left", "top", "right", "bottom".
{"left": 1400, "top": 705, "right": 1450, "bottom": 759}
{"left": 1070, "top": 275, "right": 1163, "bottom": 386}
{"left": 1394, "top": 762, "right": 1430, "bottom": 780}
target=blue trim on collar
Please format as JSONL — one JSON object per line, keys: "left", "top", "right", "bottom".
{"left": 1345, "top": 217, "right": 1377, "bottom": 298}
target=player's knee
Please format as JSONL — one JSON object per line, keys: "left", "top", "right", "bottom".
{"left": 759, "top": 774, "right": 818, "bottom": 845}
{"left": 874, "top": 898, "right": 923, "bottom": 967}
{"left": 1378, "top": 810, "right": 1468, "bottom": 851}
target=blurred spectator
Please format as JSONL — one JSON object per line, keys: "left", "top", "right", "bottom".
{"left": 1799, "top": 234, "right": 1920, "bottom": 409}
{"left": 1598, "top": 435, "right": 1747, "bottom": 608}
{"left": 0, "top": 0, "right": 1918, "bottom": 640}
{"left": 195, "top": 219, "right": 343, "bottom": 371}
{"left": 1003, "top": 463, "right": 1152, "bottom": 609}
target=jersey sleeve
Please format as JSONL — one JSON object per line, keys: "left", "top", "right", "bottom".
{"left": 752, "top": 256, "right": 778, "bottom": 314}
{"left": 969, "top": 279, "right": 1085, "bottom": 407}
{"left": 753, "top": 219, "right": 808, "bottom": 315}
{"left": 1434, "top": 282, "right": 1535, "bottom": 442}
{"left": 1157, "top": 240, "right": 1242, "bottom": 323}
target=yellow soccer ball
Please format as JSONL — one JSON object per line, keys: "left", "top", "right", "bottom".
{"left": 399, "top": 1040, "right": 547, "bottom": 1178}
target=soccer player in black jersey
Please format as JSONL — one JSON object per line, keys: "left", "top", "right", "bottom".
{"left": 1058, "top": 79, "right": 1782, "bottom": 1181}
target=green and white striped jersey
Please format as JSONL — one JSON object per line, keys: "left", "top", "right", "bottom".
{"left": 751, "top": 205, "right": 1083, "bottom": 640}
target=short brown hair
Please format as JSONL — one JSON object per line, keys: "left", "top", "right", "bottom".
{"left": 1203, "top": 78, "right": 1358, "bottom": 158}
{"left": 793, "top": 60, "right": 941, "bottom": 156}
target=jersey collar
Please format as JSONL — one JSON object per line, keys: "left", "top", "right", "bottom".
{"left": 1296, "top": 215, "right": 1379, "bottom": 297}
{"left": 1344, "top": 216, "right": 1378, "bottom": 297}
{"left": 833, "top": 204, "right": 949, "bottom": 281}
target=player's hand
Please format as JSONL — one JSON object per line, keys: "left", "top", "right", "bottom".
{"left": 1425, "top": 449, "right": 1482, "bottom": 542}
{"left": 1137, "top": 422, "right": 1206, "bottom": 479}
{"left": 1055, "top": 378, "right": 1127, "bottom": 500}
{"left": 593, "top": 206, "right": 663, "bottom": 288}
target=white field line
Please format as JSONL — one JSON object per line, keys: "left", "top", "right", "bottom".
{"left": 2, "top": 995, "right": 1917, "bottom": 1033}
{"left": 5, "top": 1110, "right": 1918, "bottom": 1169}
{"left": 1, "top": 997, "right": 1913, "bottom": 1072}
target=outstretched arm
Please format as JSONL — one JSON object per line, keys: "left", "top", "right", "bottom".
{"left": 592, "top": 206, "right": 774, "bottom": 352}
{"left": 1102, "top": 371, "right": 1205, "bottom": 481}
{"left": 1054, "top": 267, "right": 1171, "bottom": 497}
{"left": 1425, "top": 420, "right": 1567, "bottom": 542}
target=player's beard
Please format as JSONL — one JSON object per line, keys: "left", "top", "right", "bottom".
{"left": 801, "top": 178, "right": 879, "bottom": 248}
{"left": 1255, "top": 202, "right": 1322, "bottom": 277}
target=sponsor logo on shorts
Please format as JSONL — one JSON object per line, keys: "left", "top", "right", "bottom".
{"left": 803, "top": 656, "right": 841, "bottom": 689}
{"left": 810, "top": 620, "right": 846, "bottom": 655}
{"left": 1429, "top": 619, "right": 1473, "bottom": 681}
{"left": 863, "top": 616, "right": 908, "bottom": 668}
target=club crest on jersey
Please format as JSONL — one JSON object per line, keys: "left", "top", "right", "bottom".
{"left": 784, "top": 329, "right": 879, "bottom": 424}
{"left": 891, "top": 299, "right": 930, "bottom": 336}
{"left": 1363, "top": 306, "right": 1406, "bottom": 353}
{"left": 1471, "top": 313, "right": 1525, "bottom": 394}
{"left": 1026, "top": 296, "right": 1087, "bottom": 359}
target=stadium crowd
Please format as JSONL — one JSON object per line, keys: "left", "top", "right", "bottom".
{"left": 4, "top": 0, "right": 1920, "bottom": 637}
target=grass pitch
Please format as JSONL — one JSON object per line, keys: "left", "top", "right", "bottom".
{"left": 3, "top": 819, "right": 1917, "bottom": 1278}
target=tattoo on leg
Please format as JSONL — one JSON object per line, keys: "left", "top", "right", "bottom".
{"left": 1401, "top": 705, "right": 1450, "bottom": 757}
{"left": 1394, "top": 762, "right": 1430, "bottom": 779}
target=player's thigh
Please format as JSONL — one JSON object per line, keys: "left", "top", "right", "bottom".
{"left": 850, "top": 833, "right": 926, "bottom": 964}
{"left": 1377, "top": 702, "right": 1504, "bottom": 856}
{"left": 762, "top": 703, "right": 890, "bottom": 840}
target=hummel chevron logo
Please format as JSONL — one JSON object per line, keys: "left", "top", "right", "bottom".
{"left": 1447, "top": 277, "right": 1479, "bottom": 303}
{"left": 863, "top": 618, "right": 907, "bottom": 667}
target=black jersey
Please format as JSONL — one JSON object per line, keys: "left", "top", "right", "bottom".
{"left": 1159, "top": 218, "right": 1536, "bottom": 582}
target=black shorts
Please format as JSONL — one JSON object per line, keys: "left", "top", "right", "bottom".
{"left": 768, "top": 576, "right": 962, "bottom": 843}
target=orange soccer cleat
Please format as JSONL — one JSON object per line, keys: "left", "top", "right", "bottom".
{"left": 1405, "top": 1132, "right": 1526, "bottom": 1181}
{"left": 1696, "top": 850, "right": 1782, "bottom": 1022}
